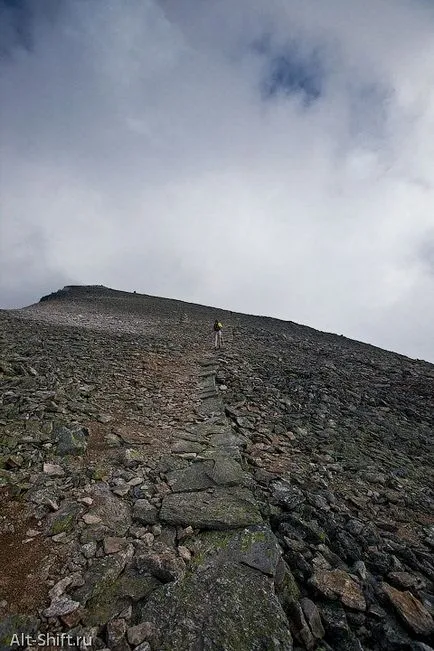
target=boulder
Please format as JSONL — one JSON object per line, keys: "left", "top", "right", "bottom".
{"left": 55, "top": 425, "right": 88, "bottom": 456}
{"left": 140, "top": 527, "right": 293, "bottom": 650}
{"left": 382, "top": 582, "right": 434, "bottom": 636}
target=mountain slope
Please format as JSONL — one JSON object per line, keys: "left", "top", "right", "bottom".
{"left": 0, "top": 285, "right": 433, "bottom": 649}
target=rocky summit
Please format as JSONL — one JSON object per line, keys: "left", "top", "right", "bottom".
{"left": 0, "top": 285, "right": 433, "bottom": 651}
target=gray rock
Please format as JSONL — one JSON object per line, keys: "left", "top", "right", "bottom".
{"left": 43, "top": 596, "right": 80, "bottom": 618}
{"left": 387, "top": 571, "right": 421, "bottom": 590}
{"left": 172, "top": 440, "right": 204, "bottom": 454}
{"left": 113, "top": 484, "right": 131, "bottom": 497}
{"left": 309, "top": 569, "right": 366, "bottom": 611}
{"left": 319, "top": 601, "right": 349, "bottom": 634}
{"left": 48, "top": 573, "right": 83, "bottom": 600}
{"left": 346, "top": 519, "right": 364, "bottom": 536}
{"left": 353, "top": 560, "right": 368, "bottom": 580}
{"left": 98, "top": 413, "right": 112, "bottom": 424}
{"left": 166, "top": 462, "right": 215, "bottom": 493}
{"left": 140, "top": 527, "right": 293, "bottom": 650}
{"left": 115, "top": 568, "right": 161, "bottom": 602}
{"left": 104, "top": 432, "right": 123, "bottom": 447}
{"left": 87, "top": 483, "right": 132, "bottom": 535}
{"left": 206, "top": 454, "right": 247, "bottom": 486}
{"left": 26, "top": 485, "right": 61, "bottom": 509}
{"left": 285, "top": 601, "right": 314, "bottom": 649}
{"left": 127, "top": 622, "right": 157, "bottom": 646}
{"left": 365, "top": 472, "right": 387, "bottom": 485}
{"left": 160, "top": 486, "right": 262, "bottom": 529}
{"left": 135, "top": 546, "right": 186, "bottom": 583}
{"left": 155, "top": 455, "right": 189, "bottom": 474}
{"left": 55, "top": 425, "right": 88, "bottom": 456}
{"left": 236, "top": 525, "right": 282, "bottom": 576}
{"left": 132, "top": 499, "right": 158, "bottom": 525}
{"left": 103, "top": 537, "right": 128, "bottom": 554}
{"left": 270, "top": 480, "right": 306, "bottom": 511}
{"left": 134, "top": 643, "right": 151, "bottom": 651}
{"left": 374, "top": 618, "right": 413, "bottom": 650}
{"left": 43, "top": 462, "right": 65, "bottom": 477}
{"left": 46, "top": 500, "right": 83, "bottom": 536}
{"left": 275, "top": 561, "right": 301, "bottom": 609}
{"left": 82, "top": 542, "right": 97, "bottom": 558}
{"left": 80, "top": 524, "right": 111, "bottom": 544}
{"left": 72, "top": 545, "right": 134, "bottom": 606}
{"left": 106, "top": 618, "right": 127, "bottom": 647}
{"left": 82, "top": 513, "right": 102, "bottom": 525}
{"left": 300, "top": 598, "right": 325, "bottom": 640}
{"left": 208, "top": 430, "right": 248, "bottom": 449}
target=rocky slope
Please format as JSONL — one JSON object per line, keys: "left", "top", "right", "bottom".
{"left": 0, "top": 285, "right": 433, "bottom": 651}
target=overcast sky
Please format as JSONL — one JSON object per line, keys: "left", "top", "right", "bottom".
{"left": 1, "top": 0, "right": 434, "bottom": 362}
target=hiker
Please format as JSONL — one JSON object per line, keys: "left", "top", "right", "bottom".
{"left": 213, "top": 319, "right": 223, "bottom": 349}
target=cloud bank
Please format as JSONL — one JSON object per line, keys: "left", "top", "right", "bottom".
{"left": 1, "top": 0, "right": 434, "bottom": 361}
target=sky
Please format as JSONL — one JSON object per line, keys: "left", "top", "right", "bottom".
{"left": 1, "top": 0, "right": 434, "bottom": 362}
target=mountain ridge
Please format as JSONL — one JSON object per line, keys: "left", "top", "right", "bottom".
{"left": 32, "top": 284, "right": 433, "bottom": 365}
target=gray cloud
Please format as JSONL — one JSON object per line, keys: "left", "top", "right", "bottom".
{"left": 1, "top": 0, "right": 434, "bottom": 361}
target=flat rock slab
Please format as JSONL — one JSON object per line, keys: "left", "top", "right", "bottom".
{"left": 203, "top": 432, "right": 248, "bottom": 463}
{"left": 189, "top": 526, "right": 283, "bottom": 577}
{"left": 166, "top": 462, "right": 215, "bottom": 493}
{"left": 197, "top": 396, "right": 223, "bottom": 416}
{"left": 310, "top": 569, "right": 366, "bottom": 611}
{"left": 208, "top": 431, "right": 248, "bottom": 448}
{"left": 190, "top": 423, "right": 231, "bottom": 437}
{"left": 43, "top": 596, "right": 80, "bottom": 618}
{"left": 300, "top": 598, "right": 325, "bottom": 640}
{"left": 382, "top": 582, "right": 434, "bottom": 636}
{"left": 167, "top": 456, "right": 246, "bottom": 493}
{"left": 207, "top": 454, "right": 248, "bottom": 486}
{"left": 155, "top": 455, "right": 189, "bottom": 474}
{"left": 198, "top": 359, "right": 217, "bottom": 367}
{"left": 199, "top": 369, "right": 217, "bottom": 377}
{"left": 171, "top": 440, "right": 205, "bottom": 454}
{"left": 141, "top": 526, "right": 292, "bottom": 651}
{"left": 202, "top": 446, "right": 243, "bottom": 463}
{"left": 160, "top": 486, "right": 262, "bottom": 529}
{"left": 173, "top": 431, "right": 208, "bottom": 444}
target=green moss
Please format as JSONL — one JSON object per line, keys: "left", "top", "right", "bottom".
{"left": 92, "top": 465, "right": 108, "bottom": 481}
{"left": 10, "top": 484, "right": 27, "bottom": 499}
{"left": 239, "top": 529, "right": 267, "bottom": 552}
{"left": 84, "top": 577, "right": 125, "bottom": 626}
{"left": 189, "top": 530, "right": 234, "bottom": 571}
{"left": 48, "top": 502, "right": 81, "bottom": 535}
{"left": 0, "top": 615, "right": 39, "bottom": 649}
{"left": 51, "top": 512, "right": 76, "bottom": 535}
